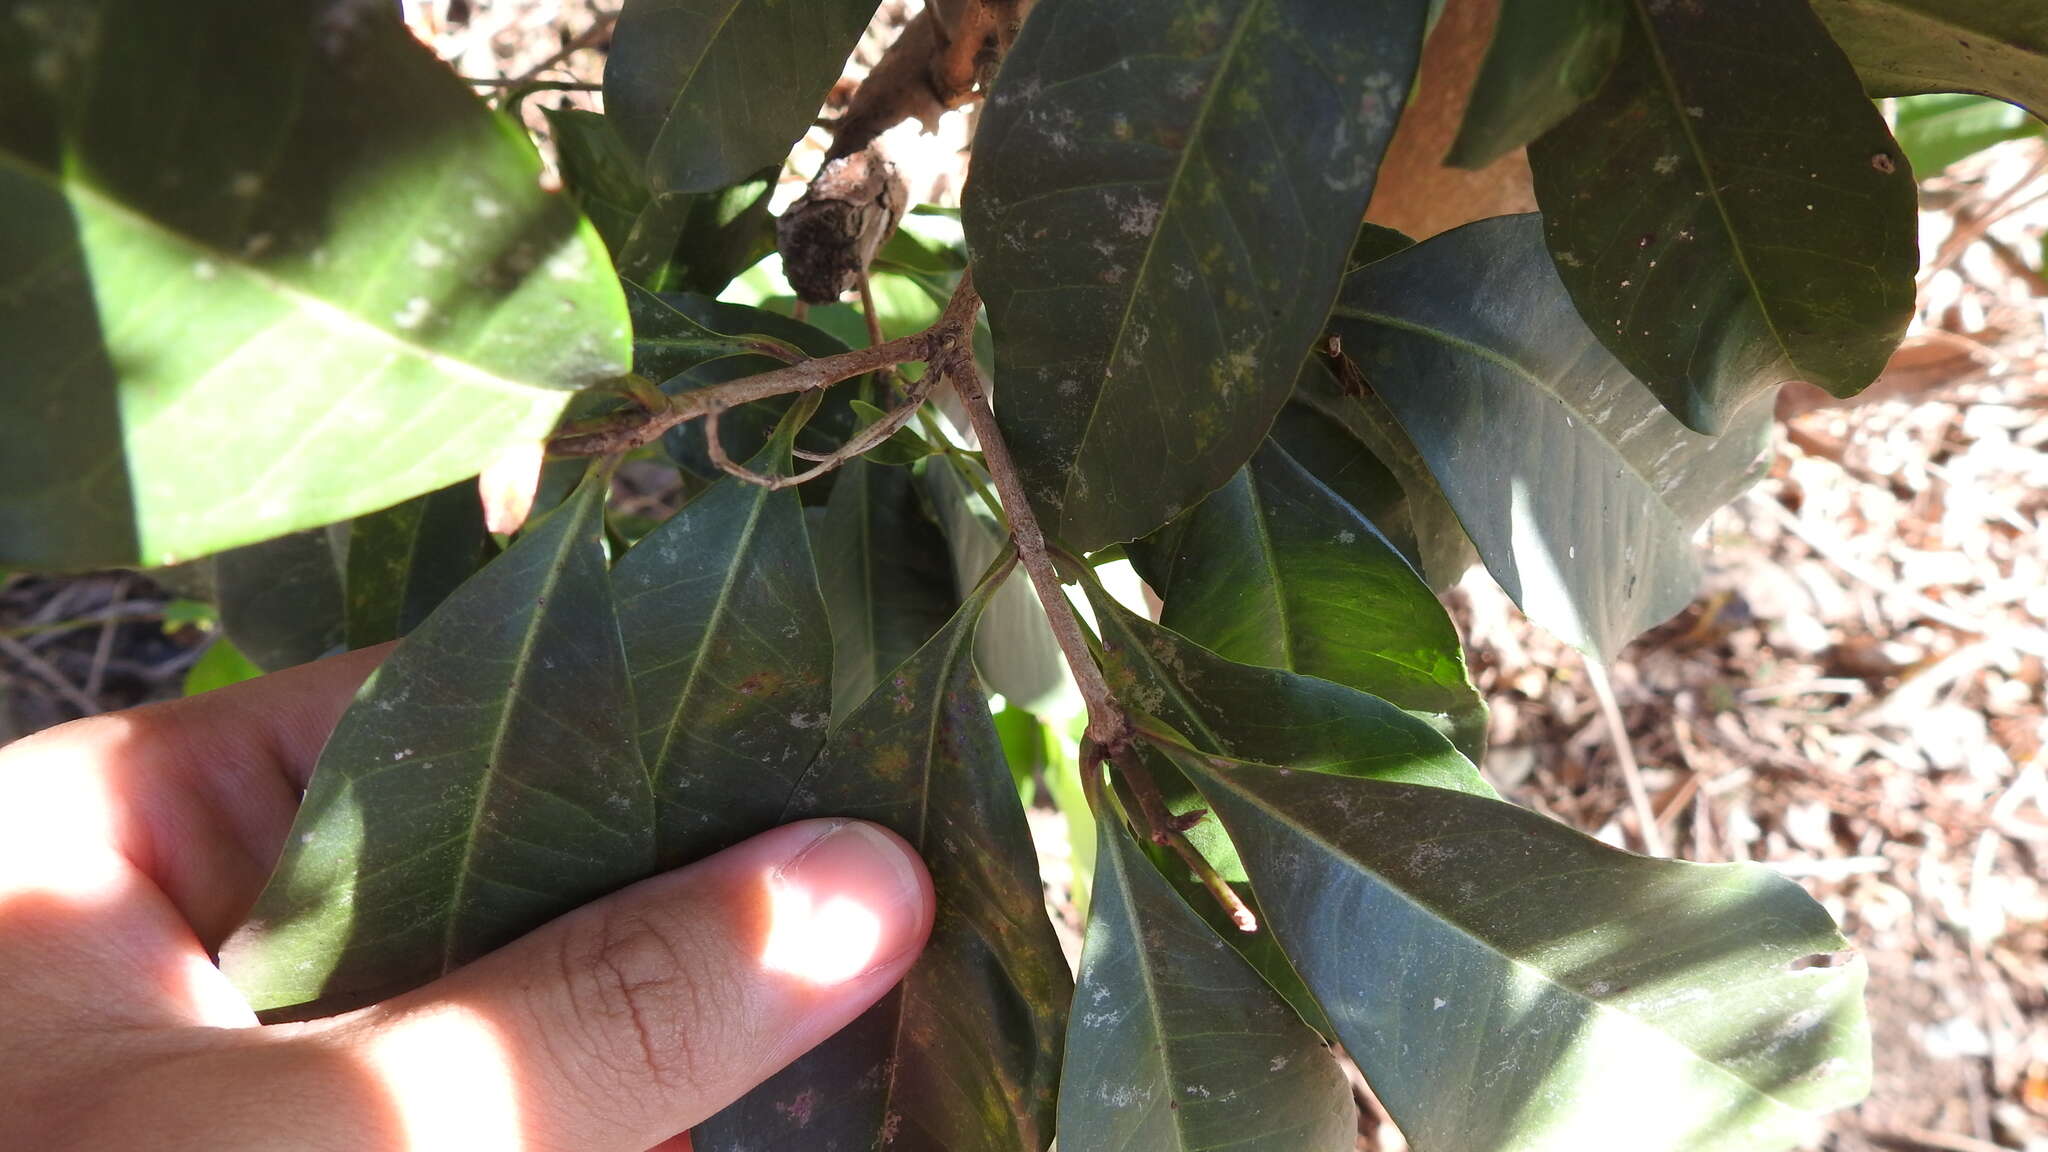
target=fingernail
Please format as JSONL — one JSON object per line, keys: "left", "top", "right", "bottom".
{"left": 760, "top": 820, "right": 931, "bottom": 985}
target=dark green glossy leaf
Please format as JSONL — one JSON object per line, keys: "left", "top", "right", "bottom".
{"left": 544, "top": 106, "right": 649, "bottom": 256}
{"left": 816, "top": 458, "right": 958, "bottom": 719}
{"left": 213, "top": 528, "right": 345, "bottom": 672}
{"left": 1528, "top": 0, "right": 1918, "bottom": 433}
{"left": 1892, "top": 93, "right": 2044, "bottom": 175}
{"left": 1345, "top": 221, "right": 1418, "bottom": 274}
{"left": 848, "top": 399, "right": 940, "bottom": 465}
{"left": 1082, "top": 577, "right": 1491, "bottom": 879}
{"left": 615, "top": 434, "right": 832, "bottom": 869}
{"left": 966, "top": 0, "right": 1430, "bottom": 550}
{"left": 1289, "top": 355, "right": 1479, "bottom": 591}
{"left": 1813, "top": 0, "right": 2048, "bottom": 117}
{"left": 0, "top": 0, "right": 629, "bottom": 568}
{"left": 698, "top": 573, "right": 1071, "bottom": 1152}
{"left": 1058, "top": 815, "right": 1355, "bottom": 1152}
{"left": 226, "top": 473, "right": 653, "bottom": 1013}
{"left": 1131, "top": 441, "right": 1486, "bottom": 759}
{"left": 1264, "top": 398, "right": 1419, "bottom": 566}
{"left": 606, "top": 0, "right": 875, "bottom": 194}
{"left": 345, "top": 481, "right": 489, "bottom": 649}
{"left": 1328, "top": 215, "right": 1773, "bottom": 660}
{"left": 626, "top": 283, "right": 762, "bottom": 382}
{"left": 1172, "top": 746, "right": 1872, "bottom": 1152}
{"left": 615, "top": 172, "right": 778, "bottom": 296}
{"left": 1448, "top": 0, "right": 1624, "bottom": 169}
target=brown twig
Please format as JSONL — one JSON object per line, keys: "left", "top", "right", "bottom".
{"left": 1107, "top": 735, "right": 1256, "bottom": 932}
{"left": 83, "top": 577, "right": 127, "bottom": 700}
{"left": 510, "top": 8, "right": 618, "bottom": 86}
{"left": 708, "top": 376, "right": 936, "bottom": 490}
{"left": 551, "top": 275, "right": 985, "bottom": 459}
{"left": 858, "top": 269, "right": 886, "bottom": 348}
{"left": 0, "top": 633, "right": 102, "bottom": 716}
{"left": 942, "top": 301, "right": 1126, "bottom": 750}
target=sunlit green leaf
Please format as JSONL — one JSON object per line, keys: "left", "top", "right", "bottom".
{"left": 226, "top": 472, "right": 652, "bottom": 1014}
{"left": 1529, "top": 0, "right": 1918, "bottom": 432}
{"left": 1171, "top": 745, "right": 1872, "bottom": 1152}
{"left": 1131, "top": 441, "right": 1486, "bottom": 759}
{"left": 1058, "top": 815, "right": 1355, "bottom": 1152}
{"left": 966, "top": 0, "right": 1431, "bottom": 550}
{"left": 698, "top": 571, "right": 1071, "bottom": 1152}
{"left": 1082, "top": 577, "right": 1491, "bottom": 879}
{"left": 1891, "top": 92, "right": 2044, "bottom": 175}
{"left": 183, "top": 635, "right": 262, "bottom": 696}
{"left": 1327, "top": 215, "right": 1773, "bottom": 659}
{"left": 0, "top": 0, "right": 629, "bottom": 568}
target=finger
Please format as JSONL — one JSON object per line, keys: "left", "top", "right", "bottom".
{"left": 0, "top": 646, "right": 389, "bottom": 1035}
{"left": 0, "top": 644, "right": 388, "bottom": 951}
{"left": 312, "top": 818, "right": 934, "bottom": 1152}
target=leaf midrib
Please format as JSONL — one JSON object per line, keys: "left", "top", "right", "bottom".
{"left": 0, "top": 150, "right": 563, "bottom": 403}
{"left": 1624, "top": 0, "right": 1798, "bottom": 383}
{"left": 1056, "top": 0, "right": 1268, "bottom": 529}
{"left": 441, "top": 489, "right": 593, "bottom": 969}
{"left": 1197, "top": 761, "right": 1828, "bottom": 1115}
{"left": 1106, "top": 826, "right": 1204, "bottom": 1152}
{"left": 649, "top": 484, "right": 774, "bottom": 831}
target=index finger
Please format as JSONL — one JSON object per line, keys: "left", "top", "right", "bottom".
{"left": 0, "top": 643, "right": 390, "bottom": 950}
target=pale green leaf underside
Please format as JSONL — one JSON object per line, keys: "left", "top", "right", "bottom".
{"left": 1177, "top": 751, "right": 1871, "bottom": 1152}
{"left": 1328, "top": 215, "right": 1773, "bottom": 660}
{"left": 0, "top": 0, "right": 628, "bottom": 568}
{"left": 1812, "top": 0, "right": 2048, "bottom": 117}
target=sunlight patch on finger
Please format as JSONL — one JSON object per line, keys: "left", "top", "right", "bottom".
{"left": 759, "top": 873, "right": 886, "bottom": 986}
{"left": 0, "top": 734, "right": 127, "bottom": 904}
{"left": 364, "top": 1005, "right": 524, "bottom": 1151}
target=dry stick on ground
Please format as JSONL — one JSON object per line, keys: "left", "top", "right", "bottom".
{"left": 1583, "top": 656, "right": 1669, "bottom": 857}
{"left": 0, "top": 633, "right": 101, "bottom": 717}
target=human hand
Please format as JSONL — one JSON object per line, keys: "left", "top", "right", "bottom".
{"left": 0, "top": 646, "right": 936, "bottom": 1151}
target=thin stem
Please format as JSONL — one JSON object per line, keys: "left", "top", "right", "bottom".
{"left": 945, "top": 329, "right": 1127, "bottom": 750}
{"left": 550, "top": 275, "right": 984, "bottom": 459}
{"left": 1107, "top": 740, "right": 1256, "bottom": 932}
{"left": 510, "top": 8, "right": 618, "bottom": 86}
{"left": 710, "top": 377, "right": 936, "bottom": 490}
{"left": 858, "top": 270, "right": 887, "bottom": 348}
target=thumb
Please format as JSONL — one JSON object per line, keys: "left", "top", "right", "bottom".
{"left": 321, "top": 818, "right": 934, "bottom": 1151}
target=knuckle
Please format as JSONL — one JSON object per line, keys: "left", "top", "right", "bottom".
{"left": 548, "top": 907, "right": 739, "bottom": 1091}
